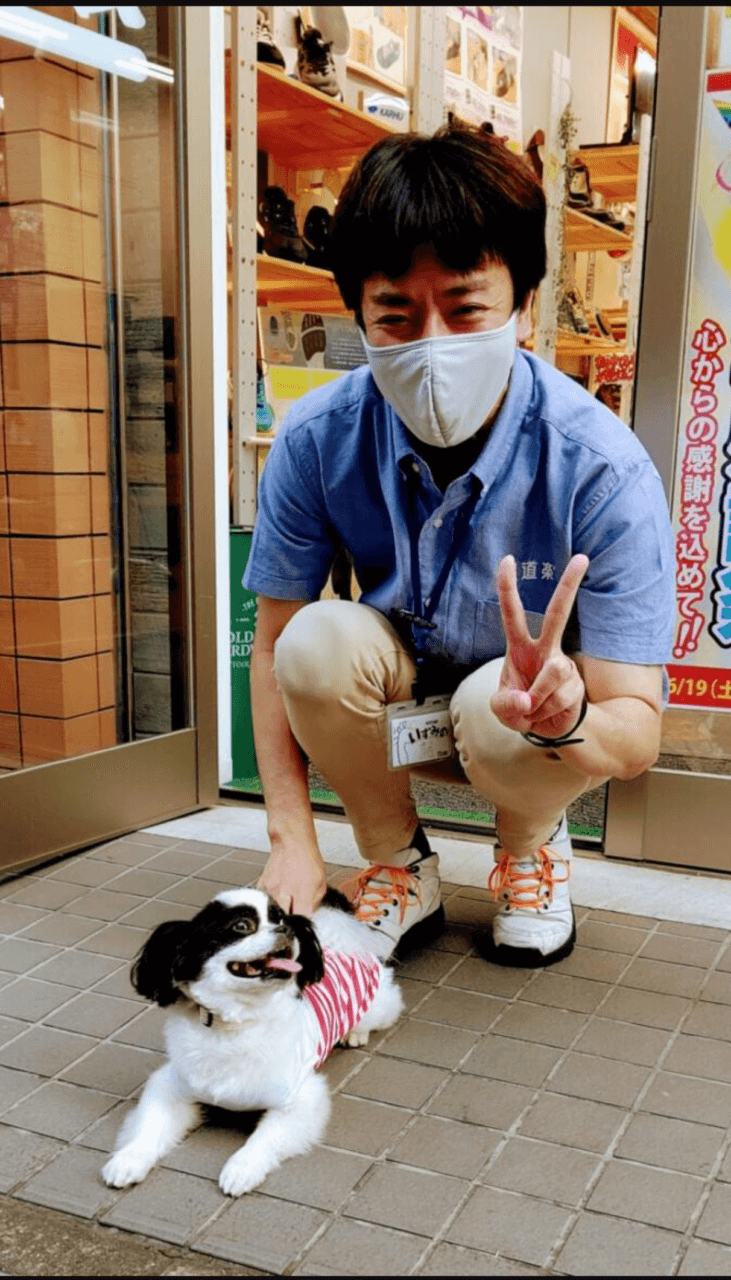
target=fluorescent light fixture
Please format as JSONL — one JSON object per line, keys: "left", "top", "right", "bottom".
{"left": 0, "top": 6, "right": 173, "bottom": 85}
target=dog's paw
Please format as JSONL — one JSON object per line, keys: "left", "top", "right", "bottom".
{"left": 342, "top": 1028, "right": 370, "bottom": 1048}
{"left": 219, "top": 1154, "right": 265, "bottom": 1197}
{"left": 102, "top": 1148, "right": 154, "bottom": 1188}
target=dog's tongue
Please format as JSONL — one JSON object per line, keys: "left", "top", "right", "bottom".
{"left": 266, "top": 955, "right": 302, "bottom": 973}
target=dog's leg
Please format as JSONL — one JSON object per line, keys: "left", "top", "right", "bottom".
{"left": 342, "top": 969, "right": 404, "bottom": 1048}
{"left": 219, "top": 1071, "right": 330, "bottom": 1196}
{"left": 102, "top": 1064, "right": 201, "bottom": 1188}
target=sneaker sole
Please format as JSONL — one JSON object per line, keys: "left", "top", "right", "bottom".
{"left": 392, "top": 904, "right": 446, "bottom": 962}
{"left": 474, "top": 910, "right": 577, "bottom": 969}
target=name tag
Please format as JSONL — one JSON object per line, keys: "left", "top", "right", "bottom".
{"left": 386, "top": 695, "right": 454, "bottom": 770}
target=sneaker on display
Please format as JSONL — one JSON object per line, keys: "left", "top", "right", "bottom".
{"left": 256, "top": 7, "right": 286, "bottom": 68}
{"left": 477, "top": 814, "right": 576, "bottom": 968}
{"left": 340, "top": 827, "right": 445, "bottom": 961}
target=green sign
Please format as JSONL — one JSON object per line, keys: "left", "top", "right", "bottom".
{"left": 230, "top": 529, "right": 257, "bottom": 779}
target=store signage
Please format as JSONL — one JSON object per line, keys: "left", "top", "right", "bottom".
{"left": 668, "top": 69, "right": 731, "bottom": 711}
{"left": 0, "top": 5, "right": 172, "bottom": 83}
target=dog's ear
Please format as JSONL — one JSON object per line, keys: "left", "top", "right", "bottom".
{"left": 288, "top": 914, "right": 325, "bottom": 991}
{"left": 131, "top": 919, "right": 191, "bottom": 1006}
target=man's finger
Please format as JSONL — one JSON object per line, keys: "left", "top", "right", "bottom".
{"left": 496, "top": 555, "right": 532, "bottom": 651}
{"left": 526, "top": 654, "right": 571, "bottom": 716}
{"left": 540, "top": 554, "right": 589, "bottom": 650}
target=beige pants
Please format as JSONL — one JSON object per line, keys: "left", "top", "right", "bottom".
{"left": 273, "top": 600, "right": 608, "bottom": 865}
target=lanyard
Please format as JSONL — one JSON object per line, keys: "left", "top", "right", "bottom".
{"left": 394, "top": 467, "right": 481, "bottom": 699}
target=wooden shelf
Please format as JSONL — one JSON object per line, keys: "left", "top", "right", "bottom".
{"left": 565, "top": 206, "right": 633, "bottom": 253}
{"left": 257, "top": 64, "right": 398, "bottom": 169}
{"left": 256, "top": 254, "right": 346, "bottom": 312}
{"left": 574, "top": 144, "right": 640, "bottom": 201}
{"left": 525, "top": 332, "right": 624, "bottom": 356}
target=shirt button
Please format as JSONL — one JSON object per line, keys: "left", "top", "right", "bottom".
{"left": 433, "top": 518, "right": 443, "bottom": 529}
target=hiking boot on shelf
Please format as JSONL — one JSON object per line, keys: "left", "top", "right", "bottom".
{"left": 295, "top": 15, "right": 343, "bottom": 101}
{"left": 258, "top": 185, "right": 308, "bottom": 264}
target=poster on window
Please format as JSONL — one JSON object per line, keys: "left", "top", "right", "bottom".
{"left": 344, "top": 6, "right": 408, "bottom": 88}
{"left": 668, "top": 69, "right": 731, "bottom": 712}
{"left": 444, "top": 7, "right": 522, "bottom": 153}
{"left": 257, "top": 308, "right": 367, "bottom": 434}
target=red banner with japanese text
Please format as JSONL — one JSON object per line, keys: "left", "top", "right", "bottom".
{"left": 668, "top": 70, "right": 731, "bottom": 711}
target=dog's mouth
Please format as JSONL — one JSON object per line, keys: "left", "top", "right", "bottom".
{"left": 227, "top": 943, "right": 301, "bottom": 980}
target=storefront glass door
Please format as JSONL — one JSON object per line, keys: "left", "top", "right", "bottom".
{"left": 0, "top": 5, "right": 201, "bottom": 872}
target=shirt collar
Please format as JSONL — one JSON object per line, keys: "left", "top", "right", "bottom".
{"left": 392, "top": 350, "right": 535, "bottom": 493}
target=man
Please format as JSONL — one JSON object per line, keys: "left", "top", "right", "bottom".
{"left": 244, "top": 124, "right": 675, "bottom": 967}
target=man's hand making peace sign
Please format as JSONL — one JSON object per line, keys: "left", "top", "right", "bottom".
{"left": 490, "top": 554, "right": 589, "bottom": 741}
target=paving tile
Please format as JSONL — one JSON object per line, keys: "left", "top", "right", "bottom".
{"left": 445, "top": 893, "right": 493, "bottom": 927}
{"left": 125, "top": 832, "right": 177, "bottom": 846}
{"left": 3, "top": 1079, "right": 118, "bottom": 1138}
{"left": 462, "top": 1033, "right": 562, "bottom": 1087}
{"left": 446, "top": 1185, "right": 571, "bottom": 1267}
{"left": 718, "top": 949, "right": 731, "bottom": 972}
{"left": 659, "top": 920, "right": 728, "bottom": 939}
{"left": 663, "top": 1033, "right": 731, "bottom": 1084}
{"left": 0, "top": 1025, "right": 94, "bottom": 1076}
{"left": 428, "top": 1074, "right": 534, "bottom": 1130}
{"left": 158, "top": 878, "right": 234, "bottom": 908}
{"left": 101, "top": 1167, "right": 224, "bottom": 1245}
{"left": 521, "top": 972, "right": 610, "bottom": 1014}
{"left": 588, "top": 909, "right": 658, "bottom": 928}
{"left": 254, "top": 1146, "right": 371, "bottom": 1211}
{"left": 388, "top": 1114, "right": 502, "bottom": 1178}
{"left": 599, "top": 985, "right": 690, "bottom": 1030}
{"left": 393, "top": 948, "right": 464, "bottom": 984}
{"left": 639, "top": 933, "right": 723, "bottom": 968}
{"left": 60, "top": 1042, "right": 164, "bottom": 1095}
{"left": 194, "top": 857, "right": 266, "bottom": 886}
{"left": 16, "top": 1144, "right": 121, "bottom": 1218}
{"left": 59, "top": 888, "right": 147, "bottom": 921}
{"left": 615, "top": 1112, "right": 725, "bottom": 1177}
{"left": 0, "top": 1122, "right": 63, "bottom": 1192}
{"left": 193, "top": 1192, "right": 325, "bottom": 1270}
{"left": 89, "top": 839, "right": 159, "bottom": 865}
{"left": 550, "top": 945, "right": 629, "bottom": 983}
{"left": 555, "top": 1210, "right": 682, "bottom": 1276}
{"left": 116, "top": 900, "right": 199, "bottom": 929}
{"left": 93, "top": 968, "right": 146, "bottom": 1001}
{"left": 296, "top": 1216, "right": 425, "bottom": 1276}
{"left": 0, "top": 938, "right": 60, "bottom": 974}
{"left": 18, "top": 914, "right": 104, "bottom": 946}
{"left": 695, "top": 1182, "right": 731, "bottom": 1245}
{"left": 377, "top": 1017, "right": 479, "bottom": 1068}
{"left": 47, "top": 859, "right": 122, "bottom": 887}
{"left": 344, "top": 1161, "right": 468, "bottom": 1236}
{"left": 641, "top": 1071, "right": 731, "bottom": 1127}
{"left": 587, "top": 1159, "right": 703, "bottom": 1231}
{"left": 0, "top": 1015, "right": 24, "bottom": 1048}
{"left": 620, "top": 956, "right": 706, "bottom": 999}
{"left": 5, "top": 880, "right": 84, "bottom": 910}
{"left": 76, "top": 922, "right": 148, "bottom": 958}
{"left": 160, "top": 1121, "right": 252, "bottom": 1179}
{"left": 417, "top": 1242, "right": 541, "bottom": 1275}
{"left": 720, "top": 1145, "right": 731, "bottom": 1181}
{"left": 547, "top": 1051, "right": 650, "bottom": 1108}
{"left": 326, "top": 1095, "right": 411, "bottom": 1155}
{"left": 31, "top": 950, "right": 122, "bottom": 989}
{"left": 0, "top": 904, "right": 48, "bottom": 935}
{"left": 574, "top": 920, "right": 649, "bottom": 954}
{"left": 412, "top": 986, "right": 505, "bottom": 1031}
{"left": 701, "top": 972, "right": 731, "bottom": 1004}
{"left": 481, "top": 1136, "right": 600, "bottom": 1205}
{"left": 343, "top": 1055, "right": 447, "bottom": 1108}
{"left": 678, "top": 1238, "right": 731, "bottom": 1274}
{"left": 103, "top": 868, "right": 181, "bottom": 896}
{"left": 319, "top": 1045, "right": 369, "bottom": 1092}
{"left": 518, "top": 1093, "right": 626, "bottom": 1153}
{"left": 111, "top": 1005, "right": 167, "bottom": 1051}
{"left": 0, "top": 1065, "right": 44, "bottom": 1113}
{"left": 429, "top": 923, "right": 474, "bottom": 954}
{"left": 0, "top": 978, "right": 78, "bottom": 1022}
{"left": 142, "top": 849, "right": 220, "bottom": 875}
{"left": 573, "top": 1017, "right": 672, "bottom": 1066}
{"left": 446, "top": 958, "right": 531, "bottom": 998}
{"left": 44, "top": 991, "right": 142, "bottom": 1037}
{"left": 492, "top": 1001, "right": 587, "bottom": 1048}
{"left": 72, "top": 1097, "right": 136, "bottom": 1153}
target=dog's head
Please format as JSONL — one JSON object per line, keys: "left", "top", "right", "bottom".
{"left": 131, "top": 888, "right": 325, "bottom": 1010}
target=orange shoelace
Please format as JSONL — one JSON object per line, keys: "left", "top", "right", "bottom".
{"left": 488, "top": 847, "right": 571, "bottom": 911}
{"left": 351, "top": 865, "right": 420, "bottom": 925}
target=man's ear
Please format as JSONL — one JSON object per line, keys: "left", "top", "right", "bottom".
{"left": 517, "top": 290, "right": 535, "bottom": 344}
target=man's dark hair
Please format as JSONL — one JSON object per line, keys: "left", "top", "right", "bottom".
{"left": 330, "top": 122, "right": 546, "bottom": 327}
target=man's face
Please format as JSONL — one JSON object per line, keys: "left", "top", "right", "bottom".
{"left": 361, "top": 245, "right": 532, "bottom": 347}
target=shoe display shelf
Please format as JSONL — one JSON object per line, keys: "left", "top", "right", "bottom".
{"left": 564, "top": 144, "right": 637, "bottom": 254}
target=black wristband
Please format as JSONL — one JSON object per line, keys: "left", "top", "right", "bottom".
{"left": 521, "top": 694, "right": 588, "bottom": 748}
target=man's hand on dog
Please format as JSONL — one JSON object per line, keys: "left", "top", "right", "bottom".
{"left": 258, "top": 844, "right": 327, "bottom": 918}
{"left": 491, "top": 553, "right": 588, "bottom": 740}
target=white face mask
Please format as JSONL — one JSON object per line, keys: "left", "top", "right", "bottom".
{"left": 363, "top": 313, "right": 517, "bottom": 448}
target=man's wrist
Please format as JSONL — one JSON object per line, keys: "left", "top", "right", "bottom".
{"left": 521, "top": 694, "right": 588, "bottom": 748}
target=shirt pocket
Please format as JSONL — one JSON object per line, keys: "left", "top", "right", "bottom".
{"left": 473, "top": 598, "right": 545, "bottom": 661}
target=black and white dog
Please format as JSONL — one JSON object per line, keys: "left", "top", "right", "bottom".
{"left": 102, "top": 887, "right": 402, "bottom": 1197}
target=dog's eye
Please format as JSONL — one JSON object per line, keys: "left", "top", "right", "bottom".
{"left": 232, "top": 918, "right": 255, "bottom": 935}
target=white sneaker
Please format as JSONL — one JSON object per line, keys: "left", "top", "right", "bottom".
{"left": 341, "top": 832, "right": 444, "bottom": 961}
{"left": 480, "top": 816, "right": 576, "bottom": 967}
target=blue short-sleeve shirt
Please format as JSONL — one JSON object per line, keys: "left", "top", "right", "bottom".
{"left": 244, "top": 350, "right": 676, "bottom": 678}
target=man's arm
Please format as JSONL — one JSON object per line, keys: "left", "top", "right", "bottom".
{"left": 251, "top": 596, "right": 327, "bottom": 915}
{"left": 553, "top": 657, "right": 663, "bottom": 781}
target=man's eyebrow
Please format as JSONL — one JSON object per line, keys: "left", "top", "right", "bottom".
{"left": 370, "top": 277, "right": 493, "bottom": 307}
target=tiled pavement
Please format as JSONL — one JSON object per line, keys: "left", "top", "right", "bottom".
{"left": 0, "top": 830, "right": 730, "bottom": 1275}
